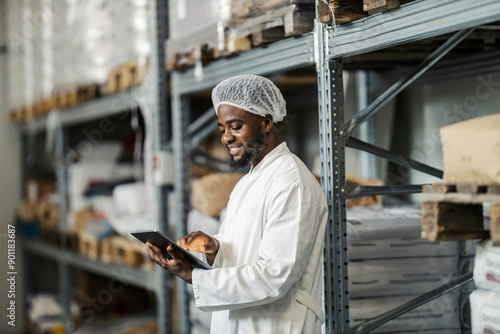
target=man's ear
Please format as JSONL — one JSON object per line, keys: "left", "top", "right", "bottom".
{"left": 262, "top": 114, "right": 274, "bottom": 133}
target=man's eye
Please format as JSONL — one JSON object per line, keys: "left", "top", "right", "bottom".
{"left": 231, "top": 126, "right": 242, "bottom": 131}
{"left": 219, "top": 129, "right": 225, "bottom": 134}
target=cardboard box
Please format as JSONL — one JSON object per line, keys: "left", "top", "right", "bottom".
{"left": 441, "top": 113, "right": 500, "bottom": 184}
{"left": 191, "top": 173, "right": 244, "bottom": 217}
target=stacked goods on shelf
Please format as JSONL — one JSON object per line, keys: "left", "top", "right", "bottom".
{"left": 421, "top": 114, "right": 500, "bottom": 242}
{"left": 66, "top": 142, "right": 153, "bottom": 270}
{"left": 166, "top": 0, "right": 315, "bottom": 71}
{"left": 6, "top": 0, "right": 150, "bottom": 122}
{"left": 15, "top": 177, "right": 62, "bottom": 239}
{"left": 347, "top": 206, "right": 462, "bottom": 332}
{"left": 469, "top": 240, "right": 500, "bottom": 334}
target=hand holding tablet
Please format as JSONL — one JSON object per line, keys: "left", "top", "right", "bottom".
{"left": 132, "top": 230, "right": 212, "bottom": 270}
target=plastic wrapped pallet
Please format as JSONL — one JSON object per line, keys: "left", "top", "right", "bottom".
{"left": 53, "top": 0, "right": 111, "bottom": 92}
{"left": 350, "top": 292, "right": 461, "bottom": 333}
{"left": 6, "top": 0, "right": 33, "bottom": 111}
{"left": 347, "top": 206, "right": 459, "bottom": 260}
{"left": 349, "top": 256, "right": 458, "bottom": 298}
{"left": 469, "top": 289, "right": 500, "bottom": 334}
{"left": 441, "top": 113, "right": 500, "bottom": 184}
{"left": 31, "top": 0, "right": 53, "bottom": 104}
{"left": 473, "top": 239, "right": 500, "bottom": 292}
{"left": 108, "top": 0, "right": 150, "bottom": 70}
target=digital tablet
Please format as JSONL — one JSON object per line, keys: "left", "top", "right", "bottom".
{"left": 131, "top": 230, "right": 212, "bottom": 270}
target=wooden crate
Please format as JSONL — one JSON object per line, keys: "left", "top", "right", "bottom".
{"left": 421, "top": 183, "right": 500, "bottom": 242}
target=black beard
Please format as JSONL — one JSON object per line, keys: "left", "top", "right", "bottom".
{"left": 229, "top": 131, "right": 266, "bottom": 169}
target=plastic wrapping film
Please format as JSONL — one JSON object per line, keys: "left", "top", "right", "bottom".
{"left": 6, "top": 0, "right": 150, "bottom": 109}
{"left": 108, "top": 0, "right": 150, "bottom": 70}
{"left": 52, "top": 0, "right": 112, "bottom": 92}
{"left": 6, "top": 0, "right": 34, "bottom": 110}
{"left": 347, "top": 206, "right": 460, "bottom": 260}
{"left": 31, "top": 0, "right": 53, "bottom": 103}
{"left": 349, "top": 256, "right": 459, "bottom": 298}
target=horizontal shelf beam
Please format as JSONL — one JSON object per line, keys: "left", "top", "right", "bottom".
{"left": 328, "top": 0, "right": 500, "bottom": 58}
{"left": 21, "top": 88, "right": 142, "bottom": 133}
{"left": 175, "top": 33, "right": 315, "bottom": 95}
{"left": 341, "top": 184, "right": 423, "bottom": 199}
{"left": 24, "top": 239, "right": 158, "bottom": 292}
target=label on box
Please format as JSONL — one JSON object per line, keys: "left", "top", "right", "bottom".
{"left": 475, "top": 240, "right": 500, "bottom": 292}
{"left": 481, "top": 305, "right": 500, "bottom": 334}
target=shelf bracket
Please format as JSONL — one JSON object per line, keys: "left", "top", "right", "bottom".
{"left": 339, "top": 28, "right": 474, "bottom": 140}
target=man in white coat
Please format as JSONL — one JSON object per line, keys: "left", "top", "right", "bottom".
{"left": 147, "top": 74, "right": 328, "bottom": 333}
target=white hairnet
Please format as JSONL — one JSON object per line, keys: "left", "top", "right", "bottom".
{"left": 212, "top": 74, "right": 287, "bottom": 123}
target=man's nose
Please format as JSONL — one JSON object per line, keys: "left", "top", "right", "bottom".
{"left": 222, "top": 130, "right": 234, "bottom": 145}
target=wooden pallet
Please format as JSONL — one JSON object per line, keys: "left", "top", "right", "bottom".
{"left": 318, "top": 0, "right": 415, "bottom": 24}
{"left": 33, "top": 97, "right": 57, "bottom": 116}
{"left": 422, "top": 183, "right": 500, "bottom": 242}
{"left": 363, "top": 0, "right": 412, "bottom": 14}
{"left": 55, "top": 84, "right": 98, "bottom": 109}
{"left": 101, "top": 61, "right": 147, "bottom": 95}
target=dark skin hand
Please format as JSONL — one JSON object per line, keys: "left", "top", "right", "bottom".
{"left": 146, "top": 231, "right": 219, "bottom": 284}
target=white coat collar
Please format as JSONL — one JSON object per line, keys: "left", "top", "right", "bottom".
{"left": 249, "top": 142, "right": 288, "bottom": 174}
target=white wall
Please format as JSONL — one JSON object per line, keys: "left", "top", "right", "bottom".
{"left": 0, "top": 0, "right": 24, "bottom": 332}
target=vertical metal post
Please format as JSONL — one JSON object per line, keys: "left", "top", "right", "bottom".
{"left": 54, "top": 122, "right": 72, "bottom": 332}
{"left": 148, "top": 1, "right": 172, "bottom": 333}
{"left": 316, "top": 21, "right": 349, "bottom": 333}
{"left": 157, "top": 1, "right": 173, "bottom": 333}
{"left": 171, "top": 72, "right": 191, "bottom": 334}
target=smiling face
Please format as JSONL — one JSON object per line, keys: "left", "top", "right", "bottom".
{"left": 217, "top": 104, "right": 272, "bottom": 169}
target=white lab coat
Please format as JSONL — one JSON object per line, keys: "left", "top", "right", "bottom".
{"left": 192, "top": 142, "right": 328, "bottom": 334}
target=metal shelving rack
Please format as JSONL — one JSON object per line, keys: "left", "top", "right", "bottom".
{"left": 170, "top": 0, "right": 500, "bottom": 333}
{"left": 19, "top": 1, "right": 173, "bottom": 333}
